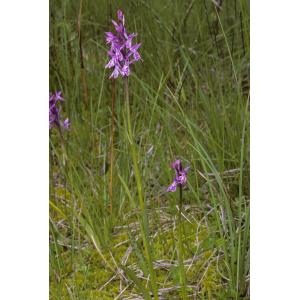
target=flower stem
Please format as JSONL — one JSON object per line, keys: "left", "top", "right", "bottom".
{"left": 109, "top": 79, "right": 116, "bottom": 213}
{"left": 77, "top": 0, "right": 88, "bottom": 109}
{"left": 178, "top": 185, "right": 188, "bottom": 299}
{"left": 49, "top": 132, "right": 56, "bottom": 202}
{"left": 57, "top": 124, "right": 68, "bottom": 203}
{"left": 124, "top": 77, "right": 159, "bottom": 300}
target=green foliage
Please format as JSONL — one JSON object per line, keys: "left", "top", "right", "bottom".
{"left": 50, "top": 0, "right": 250, "bottom": 299}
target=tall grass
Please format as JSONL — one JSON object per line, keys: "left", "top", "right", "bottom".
{"left": 50, "top": 0, "right": 249, "bottom": 299}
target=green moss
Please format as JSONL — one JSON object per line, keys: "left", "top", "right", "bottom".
{"left": 50, "top": 210, "right": 231, "bottom": 299}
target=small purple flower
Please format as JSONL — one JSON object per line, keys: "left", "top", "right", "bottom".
{"left": 54, "top": 91, "right": 64, "bottom": 102}
{"left": 63, "top": 118, "right": 70, "bottom": 130}
{"left": 49, "top": 91, "right": 70, "bottom": 130}
{"left": 167, "top": 181, "right": 177, "bottom": 192}
{"left": 105, "top": 9, "right": 142, "bottom": 79}
{"left": 167, "top": 160, "right": 189, "bottom": 192}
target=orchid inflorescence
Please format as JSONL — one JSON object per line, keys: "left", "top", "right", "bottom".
{"left": 105, "top": 10, "right": 142, "bottom": 79}
{"left": 49, "top": 91, "right": 70, "bottom": 130}
{"left": 167, "top": 160, "right": 189, "bottom": 192}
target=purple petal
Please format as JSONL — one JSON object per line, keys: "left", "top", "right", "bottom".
{"left": 55, "top": 91, "right": 64, "bottom": 102}
{"left": 121, "top": 63, "right": 130, "bottom": 77}
{"left": 107, "top": 49, "right": 116, "bottom": 57}
{"left": 117, "top": 10, "right": 125, "bottom": 25}
{"left": 171, "top": 160, "right": 182, "bottom": 172}
{"left": 167, "top": 181, "right": 177, "bottom": 192}
{"left": 130, "top": 43, "right": 141, "bottom": 52}
{"left": 112, "top": 20, "right": 123, "bottom": 33}
{"left": 123, "top": 29, "right": 129, "bottom": 39}
{"left": 105, "top": 58, "right": 115, "bottom": 69}
{"left": 176, "top": 174, "right": 187, "bottom": 186}
{"left": 184, "top": 166, "right": 190, "bottom": 174}
{"left": 115, "top": 49, "right": 124, "bottom": 61}
{"left": 105, "top": 32, "right": 116, "bottom": 44}
{"left": 125, "top": 33, "right": 137, "bottom": 48}
{"left": 63, "top": 118, "right": 70, "bottom": 130}
{"left": 110, "top": 67, "right": 120, "bottom": 79}
{"left": 133, "top": 51, "right": 141, "bottom": 61}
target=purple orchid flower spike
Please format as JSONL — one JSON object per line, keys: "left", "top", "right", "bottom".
{"left": 167, "top": 159, "right": 189, "bottom": 192}
{"left": 49, "top": 91, "right": 70, "bottom": 130}
{"left": 105, "top": 9, "right": 142, "bottom": 79}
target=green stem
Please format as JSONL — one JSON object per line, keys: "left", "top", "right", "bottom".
{"left": 77, "top": 0, "right": 88, "bottom": 109}
{"left": 57, "top": 125, "right": 68, "bottom": 202}
{"left": 49, "top": 133, "right": 57, "bottom": 202}
{"left": 57, "top": 125, "right": 73, "bottom": 261}
{"left": 124, "top": 77, "right": 158, "bottom": 300}
{"left": 178, "top": 185, "right": 188, "bottom": 299}
{"left": 235, "top": 95, "right": 249, "bottom": 298}
{"left": 109, "top": 79, "right": 116, "bottom": 213}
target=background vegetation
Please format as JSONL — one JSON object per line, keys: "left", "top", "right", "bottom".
{"left": 50, "top": 0, "right": 249, "bottom": 299}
